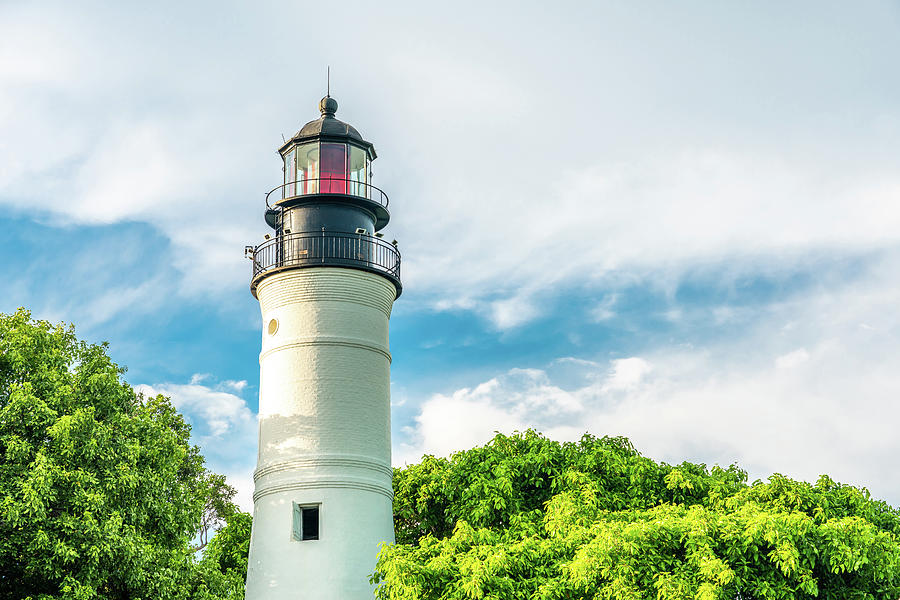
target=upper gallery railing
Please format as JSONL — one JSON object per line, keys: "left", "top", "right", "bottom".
{"left": 265, "top": 178, "right": 389, "bottom": 209}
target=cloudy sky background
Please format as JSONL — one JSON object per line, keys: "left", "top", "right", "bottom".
{"left": 2, "top": 0, "right": 899, "bottom": 510}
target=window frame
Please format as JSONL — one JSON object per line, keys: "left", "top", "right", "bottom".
{"left": 292, "top": 502, "right": 321, "bottom": 542}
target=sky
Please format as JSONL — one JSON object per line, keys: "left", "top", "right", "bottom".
{"left": 2, "top": 0, "right": 899, "bottom": 511}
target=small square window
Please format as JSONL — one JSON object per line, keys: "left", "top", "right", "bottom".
{"left": 292, "top": 503, "right": 320, "bottom": 541}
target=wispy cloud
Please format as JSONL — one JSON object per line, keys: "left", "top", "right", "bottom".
{"left": 590, "top": 294, "right": 619, "bottom": 322}
{"left": 3, "top": 2, "right": 899, "bottom": 330}
{"left": 404, "top": 149, "right": 900, "bottom": 329}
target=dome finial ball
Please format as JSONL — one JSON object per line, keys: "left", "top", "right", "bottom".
{"left": 319, "top": 96, "right": 338, "bottom": 117}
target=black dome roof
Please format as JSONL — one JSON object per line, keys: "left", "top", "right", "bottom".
{"left": 279, "top": 96, "right": 376, "bottom": 158}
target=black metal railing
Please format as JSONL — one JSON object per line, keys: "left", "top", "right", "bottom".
{"left": 250, "top": 231, "right": 401, "bottom": 292}
{"left": 265, "top": 178, "right": 389, "bottom": 209}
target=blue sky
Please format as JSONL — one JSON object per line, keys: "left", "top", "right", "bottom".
{"left": 2, "top": 0, "right": 900, "bottom": 510}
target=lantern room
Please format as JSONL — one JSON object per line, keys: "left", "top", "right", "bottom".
{"left": 277, "top": 96, "right": 377, "bottom": 201}
{"left": 282, "top": 140, "right": 370, "bottom": 197}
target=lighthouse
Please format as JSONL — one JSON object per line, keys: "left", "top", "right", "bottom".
{"left": 244, "top": 96, "right": 400, "bottom": 599}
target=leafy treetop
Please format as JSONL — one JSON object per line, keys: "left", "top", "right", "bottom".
{"left": 0, "top": 308, "right": 245, "bottom": 600}
{"left": 377, "top": 430, "right": 900, "bottom": 600}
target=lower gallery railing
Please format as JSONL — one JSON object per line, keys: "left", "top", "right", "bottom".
{"left": 250, "top": 231, "right": 401, "bottom": 292}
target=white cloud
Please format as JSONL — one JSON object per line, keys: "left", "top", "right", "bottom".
{"left": 221, "top": 471, "right": 255, "bottom": 513}
{"left": 396, "top": 367, "right": 584, "bottom": 463}
{"left": 775, "top": 348, "right": 810, "bottom": 370}
{"left": 488, "top": 295, "right": 540, "bottom": 330}
{"left": 136, "top": 381, "right": 253, "bottom": 438}
{"left": 222, "top": 379, "right": 248, "bottom": 393}
{"left": 398, "top": 380, "right": 525, "bottom": 463}
{"left": 604, "top": 357, "right": 652, "bottom": 391}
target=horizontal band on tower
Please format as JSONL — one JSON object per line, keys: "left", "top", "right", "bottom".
{"left": 257, "top": 268, "right": 395, "bottom": 317}
{"left": 254, "top": 455, "right": 393, "bottom": 481}
{"left": 259, "top": 335, "right": 392, "bottom": 363}
{"left": 253, "top": 478, "right": 394, "bottom": 502}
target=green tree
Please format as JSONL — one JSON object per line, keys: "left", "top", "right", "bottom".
{"left": 376, "top": 430, "right": 900, "bottom": 599}
{"left": 194, "top": 473, "right": 239, "bottom": 554}
{"left": 200, "top": 511, "right": 252, "bottom": 590}
{"left": 0, "top": 309, "right": 242, "bottom": 599}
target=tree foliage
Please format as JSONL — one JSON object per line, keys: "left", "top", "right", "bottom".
{"left": 194, "top": 473, "right": 238, "bottom": 554}
{"left": 0, "top": 309, "right": 243, "bottom": 599}
{"left": 200, "top": 511, "right": 251, "bottom": 587}
{"left": 376, "top": 430, "right": 900, "bottom": 599}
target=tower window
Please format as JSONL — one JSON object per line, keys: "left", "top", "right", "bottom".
{"left": 292, "top": 503, "right": 320, "bottom": 541}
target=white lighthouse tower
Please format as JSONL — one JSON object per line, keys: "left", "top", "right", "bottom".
{"left": 244, "top": 96, "right": 400, "bottom": 599}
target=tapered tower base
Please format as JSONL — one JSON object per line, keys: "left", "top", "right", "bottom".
{"left": 245, "top": 268, "right": 396, "bottom": 600}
